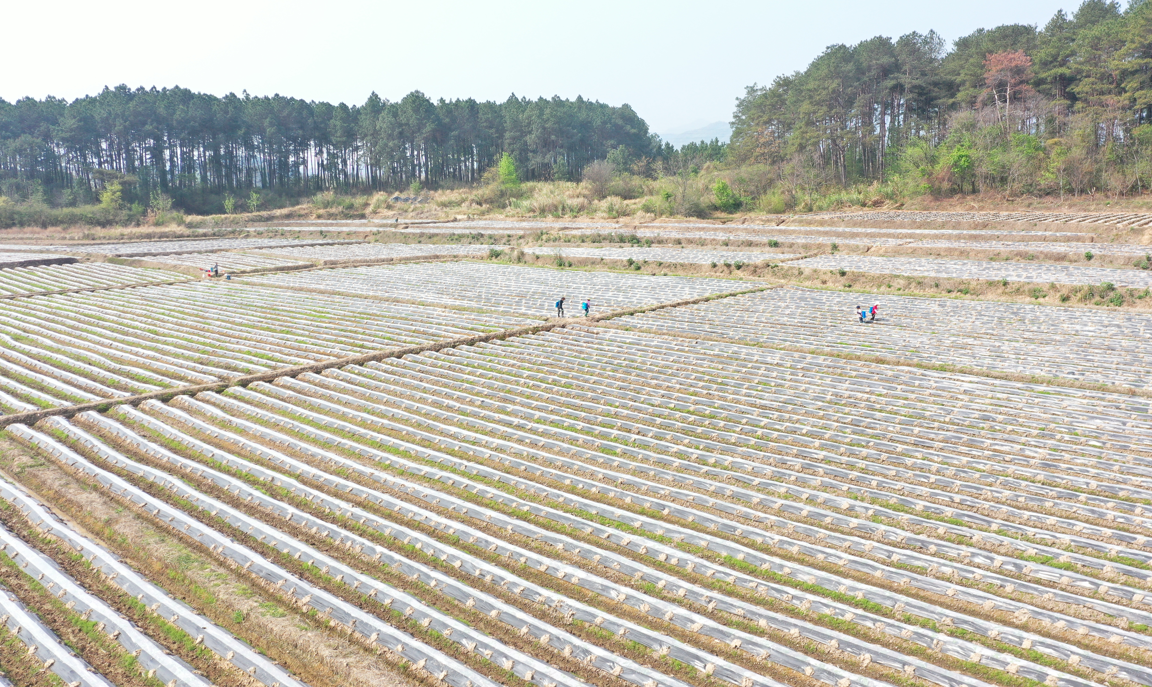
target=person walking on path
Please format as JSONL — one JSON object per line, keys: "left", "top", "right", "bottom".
{"left": 582, "top": 299, "right": 591, "bottom": 317}
{"left": 869, "top": 303, "right": 879, "bottom": 322}
{"left": 856, "top": 305, "right": 865, "bottom": 323}
{"left": 555, "top": 297, "right": 566, "bottom": 318}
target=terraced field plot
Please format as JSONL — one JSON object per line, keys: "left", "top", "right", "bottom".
{"left": 0, "top": 262, "right": 185, "bottom": 297}
{"left": 449, "top": 220, "right": 618, "bottom": 230}
{"left": 563, "top": 225, "right": 1095, "bottom": 243}
{"left": 908, "top": 240, "right": 1152, "bottom": 256}
{"left": 246, "top": 262, "right": 749, "bottom": 316}
{"left": 613, "top": 286, "right": 1152, "bottom": 387}
{"left": 577, "top": 231, "right": 913, "bottom": 245}
{"left": 790, "top": 254, "right": 1152, "bottom": 287}
{"left": 526, "top": 246, "right": 800, "bottom": 263}
{"left": 0, "top": 281, "right": 535, "bottom": 414}
{"left": 0, "top": 251, "right": 75, "bottom": 267}
{"left": 147, "top": 251, "right": 312, "bottom": 272}
{"left": 9, "top": 324, "right": 1152, "bottom": 687}
{"left": 635, "top": 222, "right": 1096, "bottom": 237}
{"left": 810, "top": 210, "right": 1152, "bottom": 227}
{"left": 13, "top": 237, "right": 353, "bottom": 256}
{"left": 253, "top": 242, "right": 506, "bottom": 262}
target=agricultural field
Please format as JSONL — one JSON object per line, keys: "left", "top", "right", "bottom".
{"left": 0, "top": 281, "right": 535, "bottom": 414}
{"left": 790, "top": 255, "right": 1152, "bottom": 288}
{"left": 450, "top": 220, "right": 619, "bottom": 230}
{"left": 560, "top": 226, "right": 1097, "bottom": 245}
{"left": 612, "top": 286, "right": 1152, "bottom": 387}
{"left": 0, "top": 262, "right": 185, "bottom": 297}
{"left": 525, "top": 246, "right": 800, "bottom": 264}
{"left": 5, "top": 322, "right": 1152, "bottom": 687}
{"left": 147, "top": 251, "right": 313, "bottom": 272}
{"left": 252, "top": 243, "right": 507, "bottom": 262}
{"left": 634, "top": 222, "right": 1098, "bottom": 238}
{"left": 0, "top": 252, "right": 75, "bottom": 268}
{"left": 2, "top": 238, "right": 1152, "bottom": 687}
{"left": 245, "top": 262, "right": 747, "bottom": 316}
{"left": 907, "top": 241, "right": 1152, "bottom": 257}
{"left": 0, "top": 238, "right": 352, "bottom": 257}
{"left": 809, "top": 210, "right": 1152, "bottom": 228}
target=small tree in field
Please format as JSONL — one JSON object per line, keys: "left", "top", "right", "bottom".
{"left": 497, "top": 153, "right": 519, "bottom": 188}
{"left": 99, "top": 181, "right": 122, "bottom": 210}
{"left": 582, "top": 160, "right": 613, "bottom": 199}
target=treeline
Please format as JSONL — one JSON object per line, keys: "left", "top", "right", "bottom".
{"left": 0, "top": 88, "right": 653, "bottom": 213}
{"left": 729, "top": 0, "right": 1152, "bottom": 202}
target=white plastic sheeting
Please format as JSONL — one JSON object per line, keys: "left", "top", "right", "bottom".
{"left": 214, "top": 379, "right": 1152, "bottom": 684}
{"left": 0, "top": 586, "right": 114, "bottom": 687}
{"left": 613, "top": 287, "right": 1152, "bottom": 388}
{"left": 0, "top": 477, "right": 308, "bottom": 687}
{"left": 0, "top": 515, "right": 211, "bottom": 686}
{"left": 244, "top": 262, "right": 749, "bottom": 316}
{"left": 10, "top": 422, "right": 500, "bottom": 687}
{"left": 0, "top": 280, "right": 536, "bottom": 413}
{"left": 788, "top": 255, "right": 1152, "bottom": 288}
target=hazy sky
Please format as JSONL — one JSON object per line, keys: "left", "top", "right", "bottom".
{"left": 5, "top": 0, "right": 1080, "bottom": 136}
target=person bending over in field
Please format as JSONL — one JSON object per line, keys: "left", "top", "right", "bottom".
{"left": 555, "top": 296, "right": 566, "bottom": 318}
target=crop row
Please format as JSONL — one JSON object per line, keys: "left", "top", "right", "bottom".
{"left": 0, "top": 476, "right": 306, "bottom": 687}
{"left": 0, "top": 281, "right": 535, "bottom": 414}
{"left": 10, "top": 325, "right": 1152, "bottom": 687}
{"left": 0, "top": 582, "right": 113, "bottom": 687}
{"left": 808, "top": 210, "right": 1152, "bottom": 228}
{"left": 0, "top": 252, "right": 74, "bottom": 268}
{"left": 789, "top": 255, "right": 1152, "bottom": 288}
{"left": 0, "top": 238, "right": 352, "bottom": 257}
{"left": 908, "top": 240, "right": 1152, "bottom": 256}
{"left": 10, "top": 423, "right": 500, "bottom": 687}
{"left": 0, "top": 263, "right": 184, "bottom": 298}
{"left": 245, "top": 262, "right": 749, "bottom": 316}
{"left": 252, "top": 243, "right": 506, "bottom": 262}
{"left": 0, "top": 490, "right": 212, "bottom": 686}
{"left": 12, "top": 407, "right": 955, "bottom": 687}
{"left": 149, "top": 252, "right": 311, "bottom": 272}
{"left": 562, "top": 224, "right": 1095, "bottom": 241}
{"left": 524, "top": 247, "right": 798, "bottom": 265}
{"left": 612, "top": 286, "right": 1152, "bottom": 388}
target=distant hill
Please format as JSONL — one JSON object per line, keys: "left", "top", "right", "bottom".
{"left": 660, "top": 121, "right": 731, "bottom": 148}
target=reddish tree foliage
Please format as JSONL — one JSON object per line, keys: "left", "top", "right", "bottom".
{"left": 983, "top": 51, "right": 1035, "bottom": 127}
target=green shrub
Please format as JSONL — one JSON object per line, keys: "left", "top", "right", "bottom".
{"left": 497, "top": 153, "right": 519, "bottom": 188}
{"left": 756, "top": 191, "right": 792, "bottom": 214}
{"left": 712, "top": 180, "right": 742, "bottom": 212}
